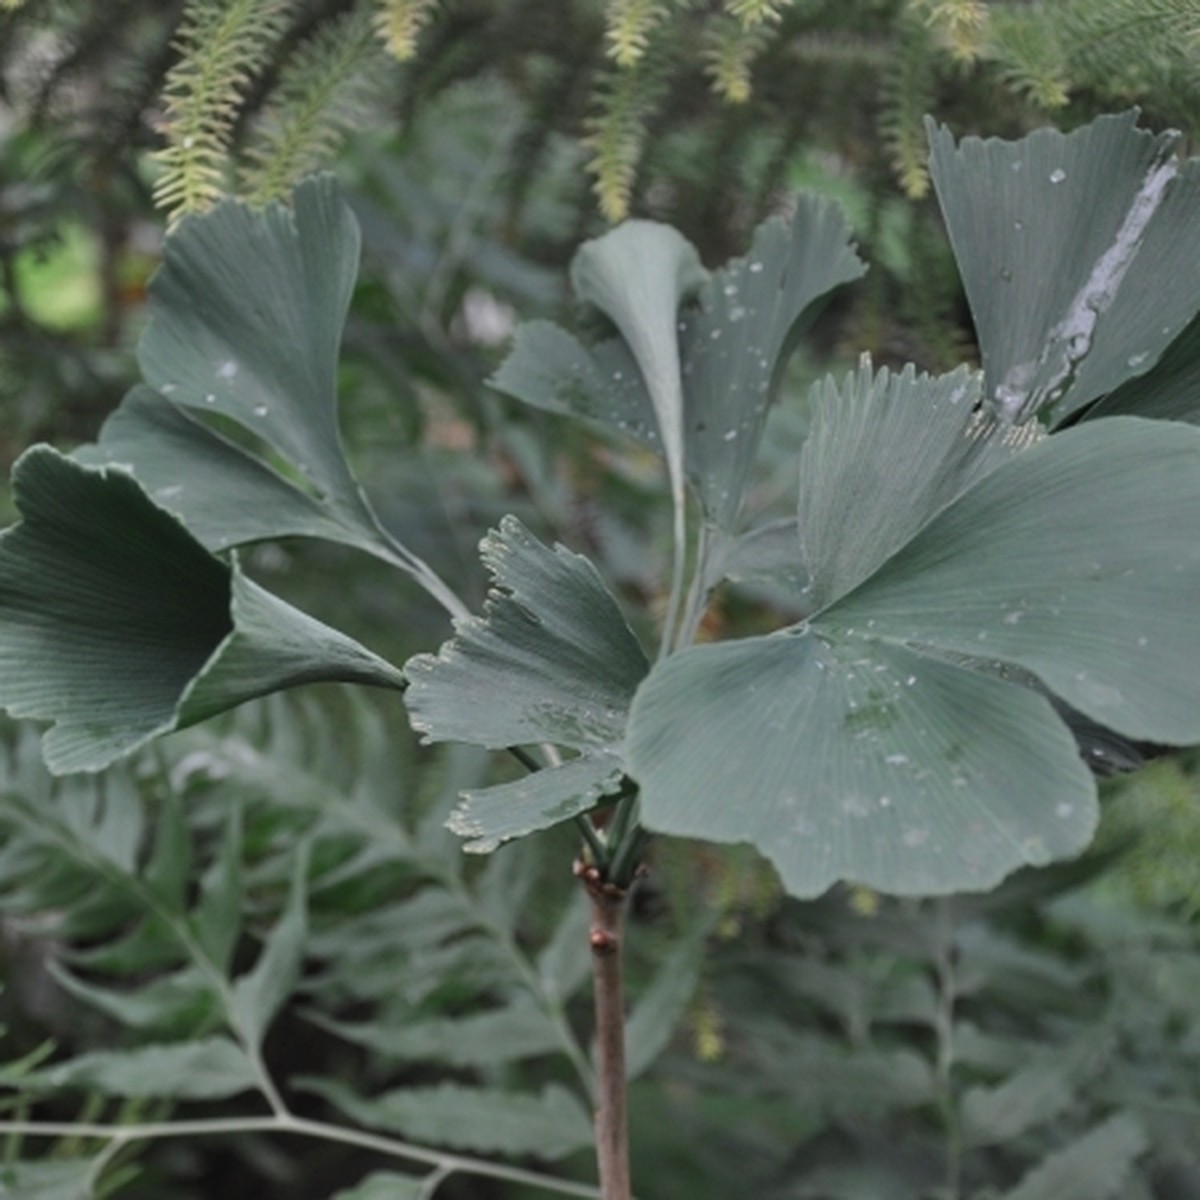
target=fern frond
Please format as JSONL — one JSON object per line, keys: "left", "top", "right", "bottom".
{"left": 879, "top": 17, "right": 937, "bottom": 200}
{"left": 584, "top": 56, "right": 667, "bottom": 223}
{"left": 909, "top": 0, "right": 988, "bottom": 62}
{"left": 373, "top": 0, "right": 440, "bottom": 61}
{"left": 983, "top": 5, "right": 1069, "bottom": 110}
{"left": 153, "top": 0, "right": 290, "bottom": 227}
{"left": 604, "top": 0, "right": 668, "bottom": 68}
{"left": 240, "top": 6, "right": 386, "bottom": 207}
{"left": 704, "top": 14, "right": 769, "bottom": 103}
{"left": 722, "top": 0, "right": 794, "bottom": 29}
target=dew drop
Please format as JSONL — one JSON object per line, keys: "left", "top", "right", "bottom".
{"left": 252, "top": 404, "right": 269, "bottom": 417}
{"left": 709, "top": 329, "right": 722, "bottom": 341}
{"left": 905, "top": 675, "right": 917, "bottom": 687}
{"left": 1137, "top": 635, "right": 1148, "bottom": 647}
{"left": 879, "top": 795, "right": 893, "bottom": 808}
{"left": 155, "top": 484, "right": 183, "bottom": 499}
{"left": 1055, "top": 802, "right": 1074, "bottom": 819}
{"left": 723, "top": 428, "right": 738, "bottom": 441}
{"left": 1001, "top": 268, "right": 1013, "bottom": 282}
{"left": 217, "top": 359, "right": 239, "bottom": 380}
{"left": 203, "top": 393, "right": 217, "bottom": 405}
{"left": 160, "top": 383, "right": 177, "bottom": 396}
{"left": 723, "top": 283, "right": 738, "bottom": 297}
{"left": 885, "top": 753, "right": 909, "bottom": 766}
{"left": 1013, "top": 219, "right": 1024, "bottom": 231}
{"left": 749, "top": 261, "right": 764, "bottom": 273}
{"left": 1127, "top": 351, "right": 1150, "bottom": 368}
{"left": 1049, "top": 168, "right": 1066, "bottom": 184}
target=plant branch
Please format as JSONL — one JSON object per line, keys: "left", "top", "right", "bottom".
{"left": 577, "top": 863, "right": 633, "bottom": 1200}
{"left": 0, "top": 1115, "right": 604, "bottom": 1198}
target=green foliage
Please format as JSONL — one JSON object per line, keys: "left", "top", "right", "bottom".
{"left": 239, "top": 8, "right": 385, "bottom": 209}
{"left": 153, "top": 0, "right": 290, "bottom": 225}
{"left": 0, "top": 703, "right": 621, "bottom": 1195}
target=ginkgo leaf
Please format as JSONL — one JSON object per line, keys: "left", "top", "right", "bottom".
{"left": 570, "top": 221, "right": 707, "bottom": 514}
{"left": 406, "top": 516, "right": 646, "bottom": 848}
{"left": 489, "top": 321, "right": 660, "bottom": 449}
{"left": 798, "top": 360, "right": 1036, "bottom": 610}
{"left": 679, "top": 196, "right": 865, "bottom": 525}
{"left": 0, "top": 448, "right": 405, "bottom": 774}
{"left": 77, "top": 385, "right": 349, "bottom": 553}
{"left": 929, "top": 111, "right": 1200, "bottom": 426}
{"left": 448, "top": 750, "right": 626, "bottom": 852}
{"left": 628, "top": 631, "right": 1095, "bottom": 897}
{"left": 493, "top": 202, "right": 864, "bottom": 528}
{"left": 405, "top": 517, "right": 646, "bottom": 750}
{"left": 1087, "top": 308, "right": 1200, "bottom": 425}
{"left": 627, "top": 367, "right": 1200, "bottom": 898}
{"left": 103, "top": 177, "right": 453, "bottom": 607}
{"left": 138, "top": 174, "right": 366, "bottom": 519}
{"left": 824, "top": 417, "right": 1200, "bottom": 744}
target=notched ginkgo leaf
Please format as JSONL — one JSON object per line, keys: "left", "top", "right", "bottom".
{"left": 0, "top": 447, "right": 406, "bottom": 774}
{"left": 798, "top": 359, "right": 1038, "bottom": 610}
{"left": 493, "top": 199, "right": 865, "bottom": 530}
{"left": 680, "top": 196, "right": 866, "bottom": 525}
{"left": 627, "top": 364, "right": 1200, "bottom": 899}
{"left": 405, "top": 516, "right": 647, "bottom": 849}
{"left": 627, "top": 630, "right": 1096, "bottom": 898}
{"left": 929, "top": 111, "right": 1200, "bottom": 427}
{"left": 91, "top": 177, "right": 451, "bottom": 606}
{"left": 77, "top": 385, "right": 349, "bottom": 553}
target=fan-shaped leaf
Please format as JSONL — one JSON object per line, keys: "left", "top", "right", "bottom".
{"left": 929, "top": 111, "right": 1200, "bottom": 426}
{"left": 628, "top": 630, "right": 1095, "bottom": 897}
{"left": 406, "top": 517, "right": 645, "bottom": 846}
{"left": 570, "top": 221, "right": 707, "bottom": 511}
{"left": 798, "top": 360, "right": 1035, "bottom": 609}
{"left": 139, "top": 174, "right": 366, "bottom": 519}
{"left": 0, "top": 448, "right": 405, "bottom": 773}
{"left": 1088, "top": 308, "right": 1200, "bottom": 424}
{"left": 489, "top": 322, "right": 660, "bottom": 449}
{"left": 99, "top": 177, "right": 450, "bottom": 604}
{"left": 680, "top": 196, "right": 866, "bottom": 525}
{"left": 494, "top": 202, "right": 865, "bottom": 529}
{"left": 824, "top": 417, "right": 1200, "bottom": 744}
{"left": 78, "top": 386, "right": 349, "bottom": 552}
{"left": 448, "top": 751, "right": 625, "bottom": 853}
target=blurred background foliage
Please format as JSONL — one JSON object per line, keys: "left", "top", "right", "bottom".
{"left": 1, "top": 0, "right": 1199, "bottom": 1196}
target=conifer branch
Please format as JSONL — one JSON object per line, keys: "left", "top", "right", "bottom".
{"left": 604, "top": 0, "right": 668, "bottom": 68}
{"left": 240, "top": 6, "right": 386, "bottom": 207}
{"left": 705, "top": 15, "right": 769, "bottom": 103}
{"left": 722, "top": 0, "right": 793, "bottom": 29}
{"left": 584, "top": 55, "right": 667, "bottom": 223}
{"left": 911, "top": 0, "right": 988, "bottom": 62}
{"left": 880, "top": 15, "right": 937, "bottom": 200}
{"left": 373, "top": 0, "right": 440, "bottom": 61}
{"left": 153, "top": 0, "right": 290, "bottom": 227}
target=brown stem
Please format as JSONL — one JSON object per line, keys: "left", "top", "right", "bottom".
{"left": 577, "top": 860, "right": 632, "bottom": 1200}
